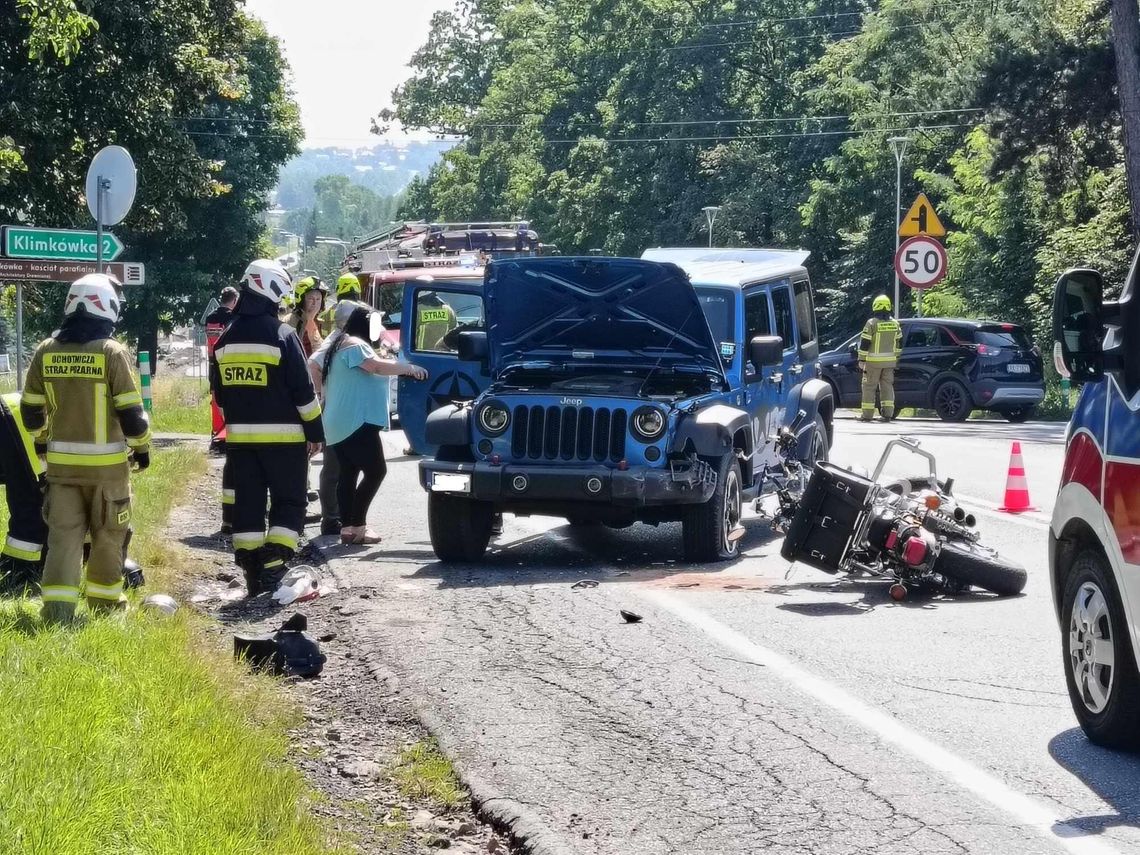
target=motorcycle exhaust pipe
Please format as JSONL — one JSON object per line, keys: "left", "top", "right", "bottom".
{"left": 953, "top": 507, "right": 966, "bottom": 522}
{"left": 964, "top": 513, "right": 976, "bottom": 528}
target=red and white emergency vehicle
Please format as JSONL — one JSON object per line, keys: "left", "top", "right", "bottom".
{"left": 1052, "top": 250, "right": 1140, "bottom": 749}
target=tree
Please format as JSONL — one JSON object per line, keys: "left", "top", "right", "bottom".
{"left": 0, "top": 1, "right": 302, "bottom": 362}
{"left": 1109, "top": 0, "right": 1140, "bottom": 235}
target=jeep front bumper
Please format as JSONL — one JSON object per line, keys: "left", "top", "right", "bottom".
{"left": 419, "top": 459, "right": 717, "bottom": 506}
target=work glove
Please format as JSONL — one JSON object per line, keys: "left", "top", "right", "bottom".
{"left": 132, "top": 450, "right": 151, "bottom": 471}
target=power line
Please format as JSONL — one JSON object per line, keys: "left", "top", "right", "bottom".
{"left": 493, "top": 122, "right": 983, "bottom": 145}
{"left": 471, "top": 108, "right": 986, "bottom": 131}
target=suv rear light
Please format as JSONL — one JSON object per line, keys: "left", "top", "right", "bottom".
{"left": 975, "top": 344, "right": 1000, "bottom": 356}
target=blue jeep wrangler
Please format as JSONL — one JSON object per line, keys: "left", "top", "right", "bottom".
{"left": 401, "top": 250, "right": 834, "bottom": 563}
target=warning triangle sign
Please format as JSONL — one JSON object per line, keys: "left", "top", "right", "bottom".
{"left": 898, "top": 192, "right": 946, "bottom": 238}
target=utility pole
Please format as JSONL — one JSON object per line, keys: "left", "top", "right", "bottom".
{"left": 702, "top": 206, "right": 721, "bottom": 248}
{"left": 1110, "top": 0, "right": 1140, "bottom": 236}
{"left": 888, "top": 137, "right": 910, "bottom": 316}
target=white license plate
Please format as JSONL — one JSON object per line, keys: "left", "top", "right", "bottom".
{"left": 1007, "top": 363, "right": 1030, "bottom": 374}
{"left": 431, "top": 473, "right": 471, "bottom": 493}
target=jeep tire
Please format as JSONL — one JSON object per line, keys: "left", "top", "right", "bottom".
{"left": 428, "top": 493, "right": 494, "bottom": 563}
{"left": 683, "top": 453, "right": 743, "bottom": 563}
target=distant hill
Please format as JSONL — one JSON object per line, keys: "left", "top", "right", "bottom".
{"left": 274, "top": 139, "right": 454, "bottom": 209}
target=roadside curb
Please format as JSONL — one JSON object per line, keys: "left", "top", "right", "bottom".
{"left": 307, "top": 535, "right": 574, "bottom": 855}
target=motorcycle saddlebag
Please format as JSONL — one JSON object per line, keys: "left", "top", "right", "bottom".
{"left": 780, "top": 462, "right": 873, "bottom": 573}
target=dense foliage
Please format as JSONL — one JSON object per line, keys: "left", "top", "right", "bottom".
{"left": 386, "top": 0, "right": 1138, "bottom": 351}
{"left": 0, "top": 0, "right": 301, "bottom": 360}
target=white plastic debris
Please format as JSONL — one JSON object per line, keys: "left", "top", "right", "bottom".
{"left": 272, "top": 566, "right": 325, "bottom": 605}
{"left": 141, "top": 593, "right": 178, "bottom": 615}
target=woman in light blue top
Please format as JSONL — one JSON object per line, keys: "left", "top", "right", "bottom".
{"left": 317, "top": 306, "right": 427, "bottom": 544}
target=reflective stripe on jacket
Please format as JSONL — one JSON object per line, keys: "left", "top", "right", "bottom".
{"left": 0, "top": 392, "right": 43, "bottom": 478}
{"left": 857, "top": 317, "right": 902, "bottom": 366}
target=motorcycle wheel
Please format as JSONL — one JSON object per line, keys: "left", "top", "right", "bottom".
{"left": 933, "top": 539, "right": 1027, "bottom": 596}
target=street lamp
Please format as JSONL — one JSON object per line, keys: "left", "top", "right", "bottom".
{"left": 888, "top": 136, "right": 910, "bottom": 316}
{"left": 702, "top": 206, "right": 721, "bottom": 248}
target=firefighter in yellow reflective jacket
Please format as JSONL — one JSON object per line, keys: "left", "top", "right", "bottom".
{"left": 317, "top": 272, "right": 365, "bottom": 338}
{"left": 857, "top": 294, "right": 902, "bottom": 422}
{"left": 415, "top": 292, "right": 458, "bottom": 352}
{"left": 21, "top": 274, "right": 151, "bottom": 624}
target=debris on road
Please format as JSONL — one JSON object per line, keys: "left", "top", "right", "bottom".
{"left": 620, "top": 610, "right": 643, "bottom": 623}
{"left": 571, "top": 579, "right": 599, "bottom": 589}
{"left": 141, "top": 593, "right": 178, "bottom": 615}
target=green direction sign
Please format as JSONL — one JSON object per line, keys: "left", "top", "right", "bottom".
{"left": 2, "top": 226, "right": 124, "bottom": 262}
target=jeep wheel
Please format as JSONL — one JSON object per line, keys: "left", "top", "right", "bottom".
{"left": 1061, "top": 550, "right": 1140, "bottom": 750}
{"left": 804, "top": 414, "right": 829, "bottom": 465}
{"left": 428, "top": 493, "right": 494, "bottom": 563}
{"left": 683, "top": 454, "right": 743, "bottom": 563}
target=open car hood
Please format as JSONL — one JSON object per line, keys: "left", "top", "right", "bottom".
{"left": 485, "top": 257, "right": 725, "bottom": 378}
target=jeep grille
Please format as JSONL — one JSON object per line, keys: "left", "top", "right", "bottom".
{"left": 510, "top": 405, "right": 628, "bottom": 463}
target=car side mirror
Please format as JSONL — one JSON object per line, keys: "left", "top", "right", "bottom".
{"left": 457, "top": 330, "right": 489, "bottom": 362}
{"left": 749, "top": 335, "right": 784, "bottom": 370}
{"left": 1052, "top": 268, "right": 1108, "bottom": 382}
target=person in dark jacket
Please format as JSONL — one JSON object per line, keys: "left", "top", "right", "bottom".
{"left": 207, "top": 286, "right": 239, "bottom": 525}
{"left": 209, "top": 260, "right": 325, "bottom": 597}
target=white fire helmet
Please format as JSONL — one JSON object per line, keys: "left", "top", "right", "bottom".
{"left": 241, "top": 259, "right": 293, "bottom": 305}
{"left": 63, "top": 273, "right": 123, "bottom": 323}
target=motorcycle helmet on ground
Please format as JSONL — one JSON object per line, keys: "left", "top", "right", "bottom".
{"left": 336, "top": 272, "right": 361, "bottom": 298}
{"left": 63, "top": 273, "right": 122, "bottom": 322}
{"left": 241, "top": 259, "right": 293, "bottom": 305}
{"left": 872, "top": 294, "right": 893, "bottom": 313}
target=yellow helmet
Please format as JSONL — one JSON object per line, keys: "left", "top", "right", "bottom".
{"left": 336, "top": 272, "right": 361, "bottom": 298}
{"left": 872, "top": 294, "right": 892, "bottom": 313}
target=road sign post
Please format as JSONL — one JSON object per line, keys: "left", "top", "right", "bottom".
{"left": 15, "top": 281, "right": 23, "bottom": 391}
{"left": 897, "top": 192, "right": 947, "bottom": 317}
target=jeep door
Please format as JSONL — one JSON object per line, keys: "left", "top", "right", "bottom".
{"left": 398, "top": 280, "right": 491, "bottom": 455}
{"left": 742, "top": 285, "right": 784, "bottom": 475}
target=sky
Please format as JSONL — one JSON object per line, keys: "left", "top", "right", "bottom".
{"left": 244, "top": 0, "right": 455, "bottom": 148}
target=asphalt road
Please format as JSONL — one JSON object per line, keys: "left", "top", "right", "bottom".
{"left": 316, "top": 417, "right": 1140, "bottom": 855}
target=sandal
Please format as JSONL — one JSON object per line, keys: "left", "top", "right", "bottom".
{"left": 352, "top": 528, "right": 382, "bottom": 545}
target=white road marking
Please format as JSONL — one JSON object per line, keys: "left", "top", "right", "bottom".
{"left": 954, "top": 492, "right": 1052, "bottom": 530}
{"left": 638, "top": 588, "right": 1122, "bottom": 855}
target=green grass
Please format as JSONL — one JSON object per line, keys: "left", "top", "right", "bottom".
{"left": 149, "top": 376, "right": 212, "bottom": 436}
{"left": 0, "top": 447, "right": 347, "bottom": 854}
{"left": 392, "top": 740, "right": 467, "bottom": 812}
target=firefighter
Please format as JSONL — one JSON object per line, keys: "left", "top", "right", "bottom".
{"left": 21, "top": 273, "right": 151, "bottom": 624}
{"left": 206, "top": 286, "right": 238, "bottom": 448}
{"left": 857, "top": 294, "right": 903, "bottom": 422}
{"left": 320, "top": 272, "right": 363, "bottom": 337}
{"left": 0, "top": 392, "right": 46, "bottom": 594}
{"left": 415, "top": 291, "right": 458, "bottom": 352}
{"left": 210, "top": 259, "right": 324, "bottom": 597}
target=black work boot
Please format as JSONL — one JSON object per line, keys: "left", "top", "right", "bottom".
{"left": 0, "top": 556, "right": 41, "bottom": 598}
{"left": 320, "top": 517, "right": 342, "bottom": 536}
{"left": 258, "top": 544, "right": 292, "bottom": 596}
{"left": 236, "top": 551, "right": 264, "bottom": 598}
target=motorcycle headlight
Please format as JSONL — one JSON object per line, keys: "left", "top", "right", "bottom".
{"left": 631, "top": 406, "right": 666, "bottom": 441}
{"left": 477, "top": 401, "right": 510, "bottom": 436}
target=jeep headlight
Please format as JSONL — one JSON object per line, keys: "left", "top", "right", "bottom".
{"left": 477, "top": 401, "right": 510, "bottom": 436}
{"left": 631, "top": 406, "right": 666, "bottom": 441}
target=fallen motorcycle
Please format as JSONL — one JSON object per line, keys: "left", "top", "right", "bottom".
{"left": 758, "top": 416, "right": 1027, "bottom": 600}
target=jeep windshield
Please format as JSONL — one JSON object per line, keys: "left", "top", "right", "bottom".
{"left": 495, "top": 363, "right": 717, "bottom": 402}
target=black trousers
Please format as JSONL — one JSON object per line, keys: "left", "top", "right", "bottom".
{"left": 227, "top": 444, "right": 308, "bottom": 560}
{"left": 0, "top": 424, "right": 45, "bottom": 563}
{"left": 332, "top": 424, "right": 387, "bottom": 528}
{"left": 221, "top": 455, "right": 234, "bottom": 528}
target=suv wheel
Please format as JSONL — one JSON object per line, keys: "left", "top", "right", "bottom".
{"left": 682, "top": 454, "right": 743, "bottom": 563}
{"left": 1003, "top": 406, "right": 1036, "bottom": 423}
{"left": 933, "top": 379, "right": 972, "bottom": 422}
{"left": 428, "top": 493, "right": 494, "bottom": 563}
{"left": 1061, "top": 549, "right": 1140, "bottom": 750}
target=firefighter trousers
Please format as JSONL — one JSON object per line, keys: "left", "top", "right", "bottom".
{"left": 861, "top": 365, "right": 896, "bottom": 420}
{"left": 0, "top": 431, "right": 45, "bottom": 564}
{"left": 41, "top": 477, "right": 131, "bottom": 622}
{"left": 227, "top": 444, "right": 308, "bottom": 565}
{"left": 318, "top": 446, "right": 340, "bottom": 523}
{"left": 221, "top": 455, "right": 234, "bottom": 529}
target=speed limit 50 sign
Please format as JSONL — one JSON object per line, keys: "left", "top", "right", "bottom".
{"left": 894, "top": 235, "right": 947, "bottom": 290}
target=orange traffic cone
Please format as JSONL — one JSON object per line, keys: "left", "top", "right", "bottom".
{"left": 999, "top": 441, "right": 1036, "bottom": 513}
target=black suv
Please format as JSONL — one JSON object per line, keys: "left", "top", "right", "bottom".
{"left": 818, "top": 318, "right": 1045, "bottom": 422}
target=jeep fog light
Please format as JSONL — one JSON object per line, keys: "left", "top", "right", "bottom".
{"left": 632, "top": 406, "right": 666, "bottom": 440}
{"left": 478, "top": 402, "right": 510, "bottom": 435}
